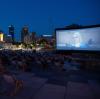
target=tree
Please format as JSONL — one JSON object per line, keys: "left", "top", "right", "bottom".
{"left": 65, "top": 24, "right": 83, "bottom": 29}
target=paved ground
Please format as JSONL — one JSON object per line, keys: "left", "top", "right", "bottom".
{"left": 0, "top": 70, "right": 100, "bottom": 99}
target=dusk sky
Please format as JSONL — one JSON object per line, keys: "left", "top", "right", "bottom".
{"left": 0, "top": 0, "right": 100, "bottom": 41}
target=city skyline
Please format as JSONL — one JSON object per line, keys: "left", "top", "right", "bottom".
{"left": 0, "top": 0, "right": 100, "bottom": 41}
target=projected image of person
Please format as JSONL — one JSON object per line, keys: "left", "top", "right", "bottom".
{"left": 72, "top": 32, "right": 82, "bottom": 47}
{"left": 56, "top": 27, "right": 100, "bottom": 50}
{"left": 88, "top": 38, "right": 94, "bottom": 46}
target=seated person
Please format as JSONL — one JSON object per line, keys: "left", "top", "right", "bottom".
{"left": 0, "top": 64, "right": 23, "bottom": 96}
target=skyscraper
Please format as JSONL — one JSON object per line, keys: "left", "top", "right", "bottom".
{"left": 4, "top": 35, "right": 12, "bottom": 43}
{"left": 0, "top": 30, "right": 4, "bottom": 42}
{"left": 31, "top": 32, "right": 36, "bottom": 41}
{"left": 8, "top": 25, "right": 15, "bottom": 43}
{"left": 21, "top": 26, "right": 29, "bottom": 43}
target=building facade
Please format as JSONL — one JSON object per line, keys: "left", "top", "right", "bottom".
{"left": 31, "top": 32, "right": 36, "bottom": 42}
{"left": 4, "top": 34, "right": 12, "bottom": 43}
{"left": 8, "top": 25, "right": 15, "bottom": 42}
{"left": 24, "top": 34, "right": 32, "bottom": 44}
{"left": 21, "top": 26, "right": 29, "bottom": 43}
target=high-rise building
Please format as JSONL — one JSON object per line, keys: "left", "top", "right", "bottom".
{"left": 8, "top": 25, "right": 15, "bottom": 43}
{"left": 21, "top": 26, "right": 29, "bottom": 43}
{"left": 31, "top": 32, "right": 36, "bottom": 41}
{"left": 4, "top": 35, "right": 12, "bottom": 43}
{"left": 24, "top": 34, "right": 32, "bottom": 44}
{"left": 0, "top": 30, "right": 4, "bottom": 42}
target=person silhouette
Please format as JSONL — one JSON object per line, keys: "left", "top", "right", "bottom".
{"left": 73, "top": 32, "right": 82, "bottom": 47}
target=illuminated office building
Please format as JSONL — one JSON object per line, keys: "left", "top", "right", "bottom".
{"left": 4, "top": 35, "right": 12, "bottom": 43}
{"left": 24, "top": 34, "right": 32, "bottom": 44}
{"left": 0, "top": 33, "right": 4, "bottom": 42}
{"left": 31, "top": 32, "right": 36, "bottom": 41}
{"left": 0, "top": 30, "right": 4, "bottom": 42}
{"left": 8, "top": 25, "right": 15, "bottom": 43}
{"left": 21, "top": 26, "right": 29, "bottom": 43}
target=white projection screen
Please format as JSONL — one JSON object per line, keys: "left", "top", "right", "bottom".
{"left": 56, "top": 27, "right": 100, "bottom": 51}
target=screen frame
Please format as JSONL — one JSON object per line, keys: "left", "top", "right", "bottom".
{"left": 55, "top": 24, "right": 100, "bottom": 53}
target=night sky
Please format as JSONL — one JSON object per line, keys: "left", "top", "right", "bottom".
{"left": 0, "top": 0, "right": 100, "bottom": 41}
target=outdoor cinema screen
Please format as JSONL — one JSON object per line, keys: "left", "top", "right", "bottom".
{"left": 56, "top": 27, "right": 100, "bottom": 51}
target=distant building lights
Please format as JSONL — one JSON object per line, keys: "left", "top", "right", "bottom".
{"left": 0, "top": 33, "right": 4, "bottom": 41}
{"left": 43, "top": 35, "right": 52, "bottom": 37}
{"left": 7, "top": 35, "right": 12, "bottom": 37}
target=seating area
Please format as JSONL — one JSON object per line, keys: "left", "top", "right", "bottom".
{"left": 0, "top": 50, "right": 100, "bottom": 99}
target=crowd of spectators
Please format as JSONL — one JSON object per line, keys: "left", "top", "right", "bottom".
{"left": 0, "top": 50, "right": 100, "bottom": 96}
{"left": 0, "top": 50, "right": 69, "bottom": 96}
{"left": 0, "top": 50, "right": 100, "bottom": 73}
{"left": 0, "top": 50, "right": 67, "bottom": 72}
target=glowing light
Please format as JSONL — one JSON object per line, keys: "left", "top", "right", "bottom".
{"left": 73, "top": 32, "right": 82, "bottom": 47}
{"left": 58, "top": 44, "right": 66, "bottom": 47}
{"left": 36, "top": 47, "right": 42, "bottom": 51}
{"left": 43, "top": 35, "right": 52, "bottom": 37}
{"left": 7, "top": 35, "right": 12, "bottom": 37}
{"left": 0, "top": 33, "right": 4, "bottom": 41}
